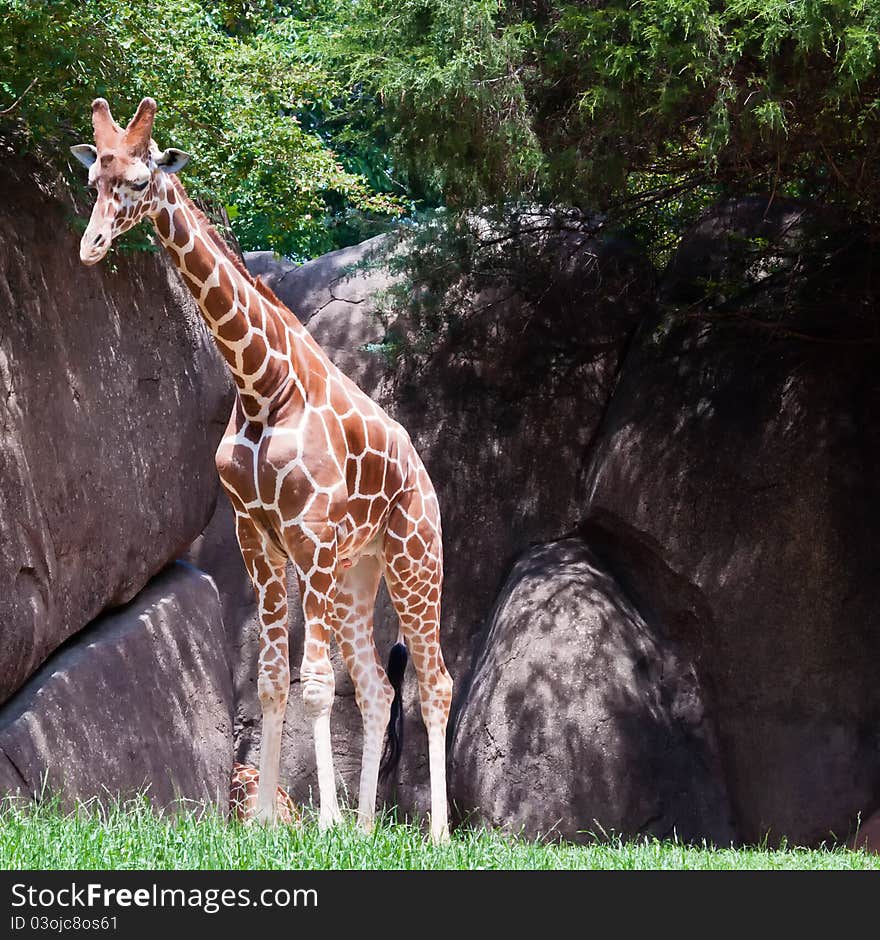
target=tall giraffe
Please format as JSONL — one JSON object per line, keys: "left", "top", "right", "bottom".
{"left": 71, "top": 97, "right": 453, "bottom": 841}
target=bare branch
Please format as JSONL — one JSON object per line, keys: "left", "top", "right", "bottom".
{"left": 0, "top": 78, "right": 38, "bottom": 117}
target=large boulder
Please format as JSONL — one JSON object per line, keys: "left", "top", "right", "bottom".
{"left": 450, "top": 539, "right": 734, "bottom": 843}
{"left": 580, "top": 198, "right": 880, "bottom": 845}
{"left": 190, "top": 225, "right": 652, "bottom": 816}
{"left": 0, "top": 562, "right": 234, "bottom": 807}
{"left": 0, "top": 153, "right": 232, "bottom": 704}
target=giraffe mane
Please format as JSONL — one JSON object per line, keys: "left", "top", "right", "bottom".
{"left": 166, "top": 177, "right": 300, "bottom": 321}
{"left": 168, "top": 177, "right": 260, "bottom": 286}
{"left": 253, "top": 272, "right": 287, "bottom": 308}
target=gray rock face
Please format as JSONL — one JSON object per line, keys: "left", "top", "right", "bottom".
{"left": 581, "top": 199, "right": 880, "bottom": 844}
{"left": 450, "top": 539, "right": 734, "bottom": 843}
{"left": 0, "top": 153, "right": 233, "bottom": 705}
{"left": 0, "top": 562, "right": 234, "bottom": 807}
{"left": 387, "top": 235, "right": 652, "bottom": 682}
{"left": 242, "top": 250, "right": 298, "bottom": 295}
{"left": 583, "top": 317, "right": 880, "bottom": 845}
{"left": 245, "top": 237, "right": 388, "bottom": 326}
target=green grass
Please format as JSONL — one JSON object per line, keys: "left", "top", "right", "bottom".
{"left": 0, "top": 798, "right": 876, "bottom": 870}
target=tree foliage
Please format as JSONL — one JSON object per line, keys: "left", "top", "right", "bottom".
{"left": 3, "top": 1, "right": 880, "bottom": 266}
{"left": 319, "top": 0, "right": 880, "bottom": 240}
{"left": 0, "top": 0, "right": 401, "bottom": 258}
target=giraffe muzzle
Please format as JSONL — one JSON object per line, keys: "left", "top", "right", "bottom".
{"left": 79, "top": 227, "right": 111, "bottom": 266}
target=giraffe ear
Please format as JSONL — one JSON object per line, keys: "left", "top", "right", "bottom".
{"left": 70, "top": 144, "right": 97, "bottom": 168}
{"left": 155, "top": 148, "right": 191, "bottom": 174}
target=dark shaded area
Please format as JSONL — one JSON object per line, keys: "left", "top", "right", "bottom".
{"left": 662, "top": 195, "right": 880, "bottom": 342}
{"left": 450, "top": 538, "right": 734, "bottom": 843}
{"left": 580, "top": 197, "right": 880, "bottom": 844}
{"left": 389, "top": 226, "right": 655, "bottom": 683}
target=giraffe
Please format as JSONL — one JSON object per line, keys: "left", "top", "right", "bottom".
{"left": 230, "top": 762, "right": 299, "bottom": 825}
{"left": 71, "top": 97, "right": 453, "bottom": 842}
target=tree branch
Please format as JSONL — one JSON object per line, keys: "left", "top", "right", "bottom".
{"left": 0, "top": 78, "right": 38, "bottom": 116}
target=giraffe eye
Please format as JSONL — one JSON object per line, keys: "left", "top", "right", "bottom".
{"left": 130, "top": 180, "right": 149, "bottom": 192}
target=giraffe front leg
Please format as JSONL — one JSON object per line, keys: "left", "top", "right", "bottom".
{"left": 293, "top": 541, "right": 343, "bottom": 831}
{"left": 301, "top": 619, "right": 342, "bottom": 830}
{"left": 233, "top": 513, "right": 290, "bottom": 825}
{"left": 255, "top": 624, "right": 290, "bottom": 825}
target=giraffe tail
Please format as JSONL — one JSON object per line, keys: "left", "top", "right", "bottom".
{"left": 378, "top": 640, "right": 408, "bottom": 782}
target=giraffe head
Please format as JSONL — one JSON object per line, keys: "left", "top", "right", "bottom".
{"left": 70, "top": 97, "right": 190, "bottom": 266}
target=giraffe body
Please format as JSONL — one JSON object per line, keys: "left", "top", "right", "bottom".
{"left": 71, "top": 97, "right": 452, "bottom": 841}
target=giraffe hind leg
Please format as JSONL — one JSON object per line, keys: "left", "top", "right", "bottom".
{"left": 382, "top": 499, "right": 452, "bottom": 843}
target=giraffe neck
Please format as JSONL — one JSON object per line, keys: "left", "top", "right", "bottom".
{"left": 150, "top": 175, "right": 307, "bottom": 421}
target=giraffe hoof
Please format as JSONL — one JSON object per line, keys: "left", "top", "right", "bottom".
{"left": 318, "top": 809, "right": 344, "bottom": 832}
{"left": 255, "top": 810, "right": 278, "bottom": 827}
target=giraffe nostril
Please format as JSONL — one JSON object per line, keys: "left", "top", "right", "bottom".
{"left": 92, "top": 233, "right": 105, "bottom": 246}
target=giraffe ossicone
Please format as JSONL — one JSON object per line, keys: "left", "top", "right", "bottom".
{"left": 71, "top": 96, "right": 453, "bottom": 842}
